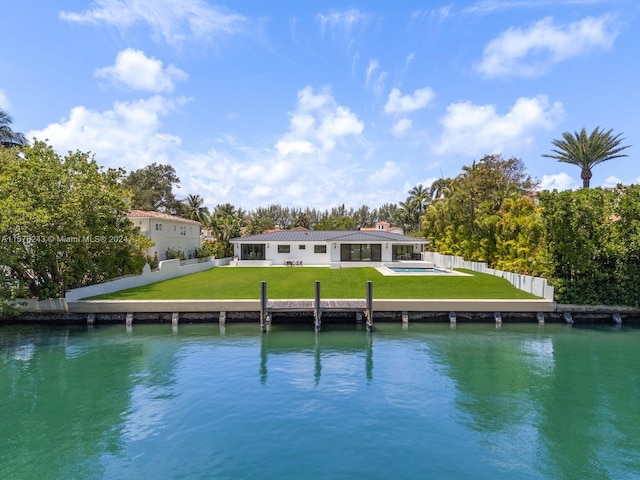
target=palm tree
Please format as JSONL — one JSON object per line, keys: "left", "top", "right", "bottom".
{"left": 429, "top": 177, "right": 453, "bottom": 200}
{"left": 408, "top": 184, "right": 428, "bottom": 231}
{"left": 184, "top": 194, "right": 210, "bottom": 223}
{"left": 543, "top": 127, "right": 631, "bottom": 188}
{"left": 0, "top": 110, "right": 27, "bottom": 147}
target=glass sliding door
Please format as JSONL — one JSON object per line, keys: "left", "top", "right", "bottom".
{"left": 340, "top": 244, "right": 381, "bottom": 262}
{"left": 241, "top": 244, "right": 265, "bottom": 260}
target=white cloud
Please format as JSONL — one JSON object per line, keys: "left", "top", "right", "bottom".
{"left": 276, "top": 86, "right": 364, "bottom": 157}
{"left": 434, "top": 95, "right": 564, "bottom": 156}
{"left": 0, "top": 89, "right": 11, "bottom": 110}
{"left": 60, "top": 0, "right": 245, "bottom": 45}
{"left": 27, "top": 96, "right": 185, "bottom": 170}
{"left": 603, "top": 175, "right": 622, "bottom": 188}
{"left": 367, "top": 161, "right": 402, "bottom": 186}
{"left": 392, "top": 118, "right": 412, "bottom": 137}
{"left": 317, "top": 8, "right": 370, "bottom": 32}
{"left": 384, "top": 87, "right": 435, "bottom": 114}
{"left": 95, "top": 49, "right": 187, "bottom": 93}
{"left": 372, "top": 71, "right": 388, "bottom": 99}
{"left": 539, "top": 172, "right": 577, "bottom": 191}
{"left": 366, "top": 60, "right": 379, "bottom": 87}
{"left": 477, "top": 15, "right": 619, "bottom": 78}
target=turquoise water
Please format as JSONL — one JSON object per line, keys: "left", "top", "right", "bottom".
{"left": 1, "top": 322, "right": 640, "bottom": 479}
{"left": 388, "top": 267, "right": 447, "bottom": 273}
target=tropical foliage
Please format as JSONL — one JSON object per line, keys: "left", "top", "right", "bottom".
{"left": 539, "top": 186, "right": 640, "bottom": 306}
{"left": 0, "top": 110, "right": 27, "bottom": 148}
{"left": 0, "top": 141, "right": 152, "bottom": 299}
{"left": 422, "top": 154, "right": 541, "bottom": 272}
{"left": 543, "top": 127, "right": 630, "bottom": 188}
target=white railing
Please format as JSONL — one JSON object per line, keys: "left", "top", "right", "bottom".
{"left": 423, "top": 252, "right": 554, "bottom": 300}
{"left": 64, "top": 257, "right": 231, "bottom": 302}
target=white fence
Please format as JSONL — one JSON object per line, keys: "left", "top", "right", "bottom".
{"left": 423, "top": 252, "right": 554, "bottom": 300}
{"left": 64, "top": 257, "right": 231, "bottom": 302}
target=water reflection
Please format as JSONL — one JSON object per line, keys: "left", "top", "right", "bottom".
{"left": 1, "top": 323, "right": 640, "bottom": 479}
{"left": 259, "top": 325, "right": 373, "bottom": 385}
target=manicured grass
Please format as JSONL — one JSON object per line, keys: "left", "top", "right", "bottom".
{"left": 87, "top": 267, "right": 540, "bottom": 300}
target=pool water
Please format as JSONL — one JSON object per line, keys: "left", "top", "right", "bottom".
{"left": 387, "top": 266, "right": 449, "bottom": 273}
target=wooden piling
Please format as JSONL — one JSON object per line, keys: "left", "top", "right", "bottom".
{"left": 314, "top": 281, "right": 322, "bottom": 333}
{"left": 365, "top": 281, "right": 373, "bottom": 332}
{"left": 260, "top": 281, "right": 268, "bottom": 333}
{"left": 612, "top": 312, "right": 622, "bottom": 325}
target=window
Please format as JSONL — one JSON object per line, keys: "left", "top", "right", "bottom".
{"left": 299, "top": 245, "right": 305, "bottom": 250}
{"left": 278, "top": 245, "right": 290, "bottom": 253}
{"left": 155, "top": 223, "right": 162, "bottom": 231}
{"left": 393, "top": 245, "right": 413, "bottom": 261}
{"left": 314, "top": 245, "right": 327, "bottom": 254}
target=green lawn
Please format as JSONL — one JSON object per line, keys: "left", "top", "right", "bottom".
{"left": 87, "top": 267, "right": 540, "bottom": 300}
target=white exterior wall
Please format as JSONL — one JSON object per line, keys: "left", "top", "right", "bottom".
{"left": 269, "top": 241, "right": 331, "bottom": 265}
{"left": 131, "top": 216, "right": 201, "bottom": 260}
{"left": 234, "top": 241, "right": 407, "bottom": 265}
{"left": 65, "top": 257, "right": 230, "bottom": 301}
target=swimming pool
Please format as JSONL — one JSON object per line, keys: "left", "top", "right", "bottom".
{"left": 386, "top": 267, "right": 454, "bottom": 274}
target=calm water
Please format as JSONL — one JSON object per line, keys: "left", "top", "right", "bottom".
{"left": 1, "top": 322, "right": 639, "bottom": 480}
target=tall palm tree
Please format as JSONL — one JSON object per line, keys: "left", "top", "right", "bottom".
{"left": 0, "top": 110, "right": 27, "bottom": 147}
{"left": 184, "top": 194, "right": 210, "bottom": 223}
{"left": 543, "top": 127, "right": 631, "bottom": 188}
{"left": 408, "top": 184, "right": 428, "bottom": 231}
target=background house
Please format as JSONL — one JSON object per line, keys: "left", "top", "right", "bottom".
{"left": 128, "top": 210, "right": 201, "bottom": 261}
{"left": 231, "top": 227, "right": 428, "bottom": 266}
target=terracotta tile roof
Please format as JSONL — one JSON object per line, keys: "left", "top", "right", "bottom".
{"left": 127, "top": 210, "right": 201, "bottom": 224}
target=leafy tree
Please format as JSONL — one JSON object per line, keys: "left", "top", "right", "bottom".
{"left": 0, "top": 110, "right": 27, "bottom": 148}
{"left": 423, "top": 154, "right": 538, "bottom": 267}
{"left": 314, "top": 214, "right": 355, "bottom": 231}
{"left": 0, "top": 141, "right": 152, "bottom": 299}
{"left": 538, "top": 188, "right": 625, "bottom": 304}
{"left": 124, "top": 162, "right": 181, "bottom": 212}
{"left": 543, "top": 127, "right": 631, "bottom": 188}
{"left": 376, "top": 203, "right": 399, "bottom": 224}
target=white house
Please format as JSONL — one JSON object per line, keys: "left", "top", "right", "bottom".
{"left": 230, "top": 226, "right": 428, "bottom": 267}
{"left": 127, "top": 210, "right": 202, "bottom": 261}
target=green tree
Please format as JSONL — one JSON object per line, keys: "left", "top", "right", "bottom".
{"left": 423, "top": 154, "right": 538, "bottom": 267}
{"left": 0, "top": 110, "right": 27, "bottom": 148}
{"left": 408, "top": 184, "right": 429, "bottom": 231}
{"left": 124, "top": 163, "right": 181, "bottom": 212}
{"left": 208, "top": 204, "right": 244, "bottom": 257}
{"left": 183, "top": 194, "right": 210, "bottom": 223}
{"left": 538, "top": 188, "right": 626, "bottom": 305}
{"left": 542, "top": 127, "right": 631, "bottom": 188}
{"left": 0, "top": 141, "right": 152, "bottom": 299}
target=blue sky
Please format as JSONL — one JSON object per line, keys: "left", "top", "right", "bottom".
{"left": 2, "top": 0, "right": 638, "bottom": 211}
